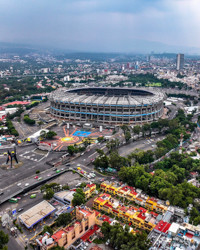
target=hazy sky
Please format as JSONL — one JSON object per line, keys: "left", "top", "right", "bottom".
{"left": 0, "top": 0, "right": 199, "bottom": 53}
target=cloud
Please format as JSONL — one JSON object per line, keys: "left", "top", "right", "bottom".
{"left": 0, "top": 0, "right": 199, "bottom": 52}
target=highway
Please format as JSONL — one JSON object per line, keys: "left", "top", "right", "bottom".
{"left": 0, "top": 145, "right": 64, "bottom": 189}
{"left": 0, "top": 166, "right": 69, "bottom": 204}
{"left": 0, "top": 129, "right": 163, "bottom": 205}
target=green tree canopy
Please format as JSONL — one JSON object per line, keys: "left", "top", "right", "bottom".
{"left": 72, "top": 188, "right": 85, "bottom": 206}
{"left": 42, "top": 225, "right": 53, "bottom": 235}
{"left": 0, "top": 230, "right": 9, "bottom": 250}
{"left": 101, "top": 222, "right": 151, "bottom": 250}
{"left": 56, "top": 213, "right": 72, "bottom": 227}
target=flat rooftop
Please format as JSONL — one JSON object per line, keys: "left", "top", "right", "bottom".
{"left": 54, "top": 190, "right": 75, "bottom": 201}
{"left": 18, "top": 200, "right": 56, "bottom": 229}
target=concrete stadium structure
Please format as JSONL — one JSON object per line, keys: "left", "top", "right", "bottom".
{"left": 49, "top": 87, "right": 165, "bottom": 126}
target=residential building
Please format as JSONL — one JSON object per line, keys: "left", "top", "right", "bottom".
{"left": 100, "top": 181, "right": 168, "bottom": 213}
{"left": 36, "top": 206, "right": 96, "bottom": 249}
{"left": 83, "top": 184, "right": 96, "bottom": 199}
{"left": 93, "top": 193, "right": 158, "bottom": 231}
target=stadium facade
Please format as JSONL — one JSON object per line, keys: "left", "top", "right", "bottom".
{"left": 49, "top": 87, "right": 165, "bottom": 125}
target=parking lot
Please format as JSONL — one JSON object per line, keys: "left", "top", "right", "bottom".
{"left": 46, "top": 171, "right": 87, "bottom": 187}
{"left": 19, "top": 148, "right": 49, "bottom": 162}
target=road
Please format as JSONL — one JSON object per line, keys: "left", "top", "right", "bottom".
{"left": 12, "top": 101, "right": 50, "bottom": 139}
{"left": 0, "top": 225, "right": 23, "bottom": 250}
{"left": 0, "top": 164, "right": 70, "bottom": 204}
{"left": 0, "top": 130, "right": 165, "bottom": 205}
{"left": 0, "top": 145, "right": 64, "bottom": 189}
{"left": 118, "top": 135, "right": 165, "bottom": 157}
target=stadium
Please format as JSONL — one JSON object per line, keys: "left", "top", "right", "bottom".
{"left": 49, "top": 87, "right": 165, "bottom": 126}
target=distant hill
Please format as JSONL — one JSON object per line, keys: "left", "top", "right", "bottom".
{"left": 0, "top": 42, "right": 40, "bottom": 55}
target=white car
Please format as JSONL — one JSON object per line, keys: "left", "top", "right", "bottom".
{"left": 17, "top": 183, "right": 21, "bottom": 186}
{"left": 25, "top": 183, "right": 29, "bottom": 187}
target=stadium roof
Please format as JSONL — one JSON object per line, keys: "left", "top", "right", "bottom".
{"left": 50, "top": 87, "right": 165, "bottom": 106}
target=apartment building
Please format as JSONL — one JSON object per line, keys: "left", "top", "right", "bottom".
{"left": 83, "top": 184, "right": 96, "bottom": 199}
{"left": 37, "top": 206, "right": 96, "bottom": 249}
{"left": 93, "top": 193, "right": 157, "bottom": 231}
{"left": 100, "top": 181, "right": 168, "bottom": 214}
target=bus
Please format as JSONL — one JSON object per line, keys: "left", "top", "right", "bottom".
{"left": 9, "top": 198, "right": 18, "bottom": 203}
{"left": 30, "top": 194, "right": 36, "bottom": 199}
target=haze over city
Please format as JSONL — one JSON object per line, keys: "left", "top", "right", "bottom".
{"left": 0, "top": 0, "right": 200, "bottom": 53}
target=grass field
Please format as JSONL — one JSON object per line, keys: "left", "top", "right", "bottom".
{"left": 145, "top": 82, "right": 162, "bottom": 87}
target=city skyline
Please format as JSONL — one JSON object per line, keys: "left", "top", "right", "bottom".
{"left": 0, "top": 0, "right": 200, "bottom": 53}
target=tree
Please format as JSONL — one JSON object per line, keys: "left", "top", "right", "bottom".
{"left": 56, "top": 213, "right": 72, "bottom": 227}
{"left": 23, "top": 115, "right": 35, "bottom": 125}
{"left": 130, "top": 150, "right": 154, "bottom": 164}
{"left": 46, "top": 131, "right": 57, "bottom": 139}
{"left": 109, "top": 151, "right": 129, "bottom": 170}
{"left": 100, "top": 222, "right": 151, "bottom": 250}
{"left": 72, "top": 189, "right": 85, "bottom": 206}
{"left": 121, "top": 125, "right": 129, "bottom": 133}
{"left": 62, "top": 184, "right": 69, "bottom": 190}
{"left": 42, "top": 225, "right": 53, "bottom": 235}
{"left": 124, "top": 131, "right": 131, "bottom": 143}
{"left": 6, "top": 119, "right": 19, "bottom": 136}
{"left": 44, "top": 188, "right": 54, "bottom": 200}
{"left": 94, "top": 149, "right": 110, "bottom": 169}
{"left": 51, "top": 247, "right": 65, "bottom": 250}
{"left": 83, "top": 137, "right": 92, "bottom": 148}
{"left": 142, "top": 124, "right": 151, "bottom": 137}
{"left": 97, "top": 136, "right": 104, "bottom": 143}
{"left": 79, "top": 182, "right": 87, "bottom": 188}
{"left": 38, "top": 121, "right": 44, "bottom": 126}
{"left": 132, "top": 125, "right": 141, "bottom": 139}
{"left": 151, "top": 121, "right": 159, "bottom": 131}
{"left": 106, "top": 139, "right": 120, "bottom": 152}
{"left": 68, "top": 145, "right": 76, "bottom": 156}
{"left": 40, "top": 130, "right": 47, "bottom": 140}
{"left": 0, "top": 230, "right": 9, "bottom": 250}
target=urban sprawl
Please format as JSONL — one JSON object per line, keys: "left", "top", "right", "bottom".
{"left": 0, "top": 51, "right": 200, "bottom": 250}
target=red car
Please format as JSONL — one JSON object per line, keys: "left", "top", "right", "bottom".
{"left": 34, "top": 176, "right": 39, "bottom": 179}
